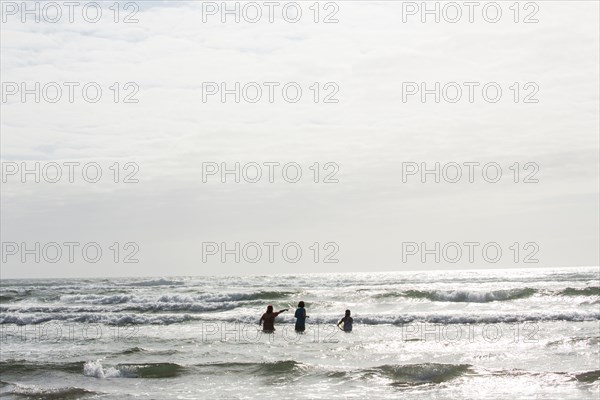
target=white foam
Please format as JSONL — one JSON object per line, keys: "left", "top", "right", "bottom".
{"left": 83, "top": 360, "right": 121, "bottom": 378}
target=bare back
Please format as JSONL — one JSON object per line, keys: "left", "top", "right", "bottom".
{"left": 260, "top": 312, "right": 280, "bottom": 331}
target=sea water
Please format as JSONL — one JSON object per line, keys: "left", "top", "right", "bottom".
{"left": 1, "top": 267, "right": 599, "bottom": 399}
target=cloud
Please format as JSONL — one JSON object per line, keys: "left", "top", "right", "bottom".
{"left": 1, "top": 1, "right": 598, "bottom": 277}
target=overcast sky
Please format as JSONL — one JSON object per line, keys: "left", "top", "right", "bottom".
{"left": 1, "top": 1, "right": 598, "bottom": 278}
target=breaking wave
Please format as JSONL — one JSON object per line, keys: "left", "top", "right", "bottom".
{"left": 375, "top": 286, "right": 600, "bottom": 302}
{"left": 345, "top": 311, "right": 600, "bottom": 325}
{"left": 389, "top": 288, "right": 538, "bottom": 302}
{"left": 229, "top": 311, "right": 600, "bottom": 326}
{"left": 83, "top": 360, "right": 183, "bottom": 378}
{"left": 0, "top": 312, "right": 201, "bottom": 325}
{"left": 59, "top": 290, "right": 294, "bottom": 306}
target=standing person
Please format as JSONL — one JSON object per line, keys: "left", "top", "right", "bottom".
{"left": 337, "top": 309, "right": 353, "bottom": 332}
{"left": 294, "top": 301, "right": 308, "bottom": 332}
{"left": 259, "top": 305, "right": 288, "bottom": 332}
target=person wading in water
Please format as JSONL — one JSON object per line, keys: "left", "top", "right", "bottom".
{"left": 259, "top": 305, "right": 288, "bottom": 332}
{"left": 337, "top": 309, "right": 353, "bottom": 332}
{"left": 294, "top": 301, "right": 308, "bottom": 332}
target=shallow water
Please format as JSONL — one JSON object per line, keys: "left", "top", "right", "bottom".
{"left": 1, "top": 267, "right": 599, "bottom": 399}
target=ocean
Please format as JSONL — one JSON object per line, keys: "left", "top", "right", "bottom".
{"left": 1, "top": 266, "right": 599, "bottom": 399}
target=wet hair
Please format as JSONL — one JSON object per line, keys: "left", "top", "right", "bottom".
{"left": 345, "top": 309, "right": 351, "bottom": 315}
{"left": 298, "top": 301, "right": 305, "bottom": 308}
{"left": 267, "top": 305, "right": 273, "bottom": 313}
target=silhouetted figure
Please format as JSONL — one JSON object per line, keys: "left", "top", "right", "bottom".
{"left": 259, "top": 305, "right": 288, "bottom": 332}
{"left": 294, "top": 301, "right": 308, "bottom": 332}
{"left": 337, "top": 309, "right": 353, "bottom": 332}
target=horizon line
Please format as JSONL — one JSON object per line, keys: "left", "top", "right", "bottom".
{"left": 1, "top": 265, "right": 598, "bottom": 281}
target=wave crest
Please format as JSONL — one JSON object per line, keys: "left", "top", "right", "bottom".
{"left": 380, "top": 288, "right": 537, "bottom": 303}
{"left": 559, "top": 287, "right": 600, "bottom": 296}
{"left": 84, "top": 360, "right": 183, "bottom": 379}
{"left": 127, "top": 278, "right": 185, "bottom": 287}
{"left": 575, "top": 370, "right": 600, "bottom": 383}
{"left": 364, "top": 363, "right": 472, "bottom": 385}
{"left": 9, "top": 384, "right": 96, "bottom": 399}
